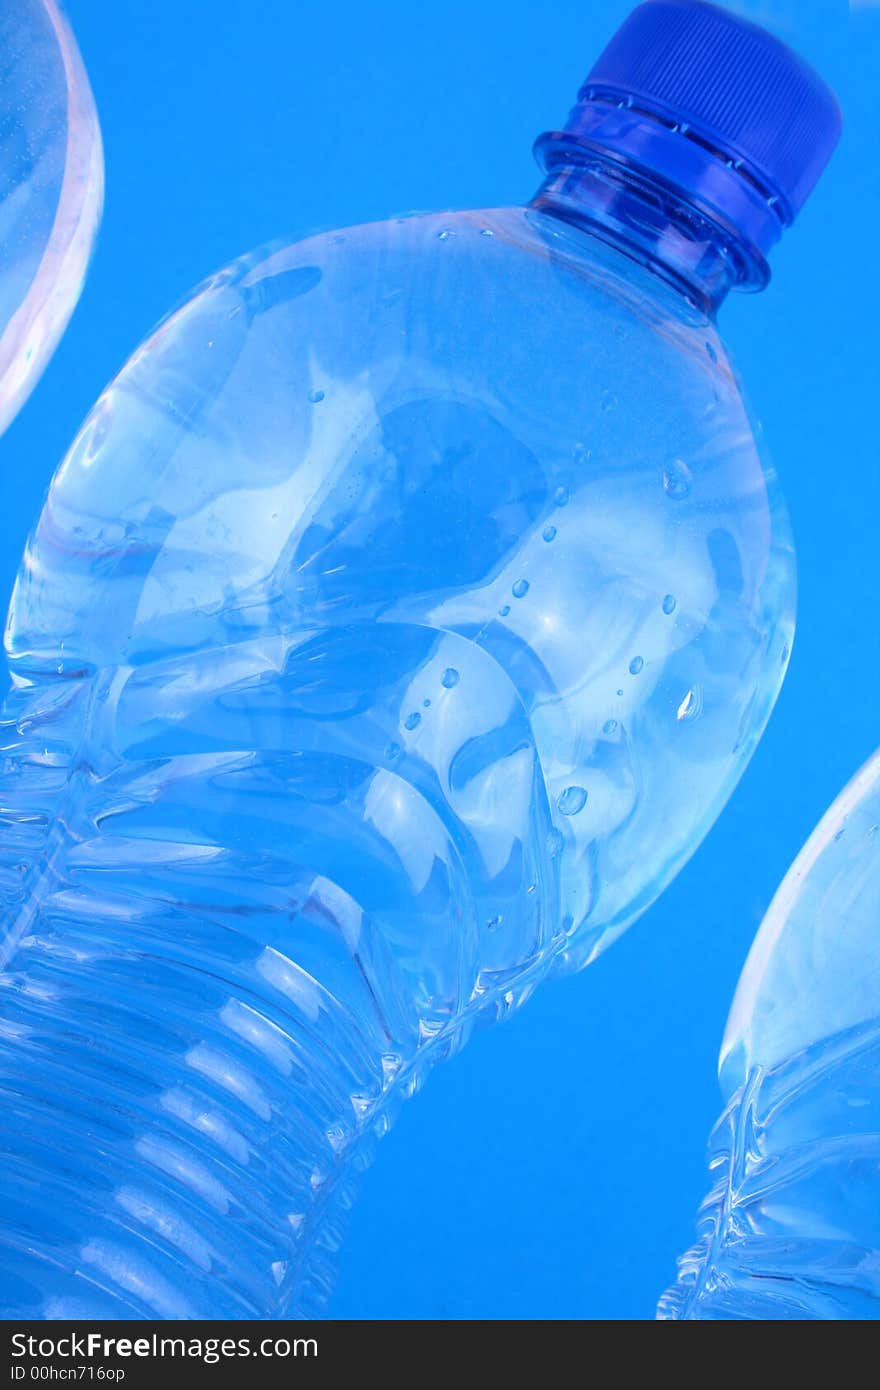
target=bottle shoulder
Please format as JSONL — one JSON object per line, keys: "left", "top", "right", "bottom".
{"left": 9, "top": 201, "right": 788, "bottom": 673}
{"left": 228, "top": 203, "right": 736, "bottom": 377}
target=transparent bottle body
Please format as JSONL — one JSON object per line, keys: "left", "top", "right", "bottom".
{"left": 0, "top": 0, "right": 103, "bottom": 436}
{"left": 661, "top": 752, "right": 880, "bottom": 1320}
{"left": 0, "top": 206, "right": 793, "bottom": 1317}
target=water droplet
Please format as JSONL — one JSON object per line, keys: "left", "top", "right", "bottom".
{"left": 437, "top": 229, "right": 452, "bottom": 240}
{"left": 526, "top": 883, "right": 537, "bottom": 895}
{"left": 422, "top": 698, "right": 431, "bottom": 708}
{"left": 499, "top": 605, "right": 510, "bottom": 618}
{"left": 308, "top": 388, "right": 325, "bottom": 404}
{"left": 480, "top": 227, "right": 494, "bottom": 237}
{"left": 404, "top": 712, "right": 421, "bottom": 731}
{"left": 546, "top": 828, "right": 564, "bottom": 858}
{"left": 705, "top": 341, "right": 718, "bottom": 363}
{"left": 542, "top": 524, "right": 557, "bottom": 543}
{"left": 603, "top": 718, "right": 618, "bottom": 735}
{"left": 486, "top": 915, "right": 503, "bottom": 932}
{"left": 662, "top": 594, "right": 677, "bottom": 615}
{"left": 385, "top": 742, "right": 402, "bottom": 760}
{"left": 781, "top": 642, "right": 790, "bottom": 665}
{"left": 572, "top": 443, "right": 590, "bottom": 465}
{"left": 553, "top": 485, "right": 570, "bottom": 508}
{"left": 629, "top": 655, "right": 644, "bottom": 675}
{"left": 833, "top": 826, "right": 846, "bottom": 843}
{"left": 662, "top": 459, "right": 692, "bottom": 500}
{"left": 676, "top": 686, "right": 703, "bottom": 722}
{"left": 601, "top": 389, "right": 618, "bottom": 413}
{"left": 512, "top": 579, "right": 530, "bottom": 599}
{"left": 557, "top": 785, "right": 588, "bottom": 816}
{"left": 616, "top": 688, "right": 624, "bottom": 697}
{"left": 441, "top": 667, "right": 460, "bottom": 689}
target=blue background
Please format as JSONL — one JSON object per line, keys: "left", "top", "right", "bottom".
{"left": 2, "top": 0, "right": 877, "bottom": 1319}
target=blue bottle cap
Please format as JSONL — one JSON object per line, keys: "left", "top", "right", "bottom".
{"left": 535, "top": 1, "right": 842, "bottom": 265}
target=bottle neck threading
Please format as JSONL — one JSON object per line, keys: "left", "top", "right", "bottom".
{"left": 531, "top": 146, "right": 769, "bottom": 316}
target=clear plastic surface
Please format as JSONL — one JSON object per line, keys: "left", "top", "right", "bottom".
{"left": 0, "top": 0, "right": 103, "bottom": 436}
{"left": 661, "top": 751, "right": 880, "bottom": 1319}
{"left": 0, "top": 205, "right": 793, "bottom": 1316}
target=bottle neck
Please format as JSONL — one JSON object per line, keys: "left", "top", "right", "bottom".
{"left": 531, "top": 150, "right": 767, "bottom": 316}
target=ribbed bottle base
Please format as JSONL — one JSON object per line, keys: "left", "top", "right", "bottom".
{"left": 0, "top": 892, "right": 394, "bottom": 1318}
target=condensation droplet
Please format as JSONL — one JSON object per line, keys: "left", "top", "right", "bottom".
{"left": 662, "top": 594, "right": 677, "bottom": 615}
{"left": 486, "top": 915, "right": 503, "bottom": 932}
{"left": 572, "top": 443, "right": 590, "bottom": 465}
{"left": 663, "top": 458, "right": 692, "bottom": 500}
{"left": 553, "top": 485, "right": 570, "bottom": 508}
{"left": 480, "top": 227, "right": 494, "bottom": 237}
{"left": 546, "top": 828, "right": 564, "bottom": 858}
{"left": 601, "top": 389, "right": 618, "bottom": 413}
{"left": 308, "top": 388, "right": 325, "bottom": 404}
{"left": 385, "top": 742, "right": 402, "bottom": 760}
{"left": 542, "top": 524, "right": 557, "bottom": 543}
{"left": 404, "top": 712, "right": 421, "bottom": 731}
{"left": 422, "top": 698, "right": 431, "bottom": 708}
{"left": 499, "top": 605, "right": 511, "bottom": 617}
{"left": 441, "top": 667, "right": 460, "bottom": 689}
{"left": 512, "top": 579, "right": 530, "bottom": 599}
{"left": 706, "top": 341, "right": 718, "bottom": 363}
{"left": 676, "top": 686, "right": 703, "bottom": 722}
{"left": 437, "top": 229, "right": 452, "bottom": 240}
{"left": 557, "top": 785, "right": 588, "bottom": 816}
{"left": 603, "top": 718, "right": 618, "bottom": 735}
{"left": 629, "top": 655, "right": 644, "bottom": 675}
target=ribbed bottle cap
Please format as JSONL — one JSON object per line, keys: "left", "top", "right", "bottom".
{"left": 536, "top": 1, "right": 842, "bottom": 264}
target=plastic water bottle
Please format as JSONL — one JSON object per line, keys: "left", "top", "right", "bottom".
{"left": 0, "top": 2, "right": 840, "bottom": 1318}
{"left": 0, "top": 0, "right": 103, "bottom": 436}
{"left": 660, "top": 750, "right": 880, "bottom": 1320}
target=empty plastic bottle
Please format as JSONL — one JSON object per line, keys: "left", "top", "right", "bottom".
{"left": 660, "top": 750, "right": 880, "bottom": 1320}
{"left": 0, "top": 0, "right": 103, "bottom": 437}
{"left": 0, "top": 3, "right": 840, "bottom": 1317}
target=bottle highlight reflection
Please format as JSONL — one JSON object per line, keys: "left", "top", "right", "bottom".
{"left": 0, "top": 4, "right": 838, "bottom": 1317}
{"left": 0, "top": 0, "right": 103, "bottom": 435}
{"left": 661, "top": 751, "right": 880, "bottom": 1320}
